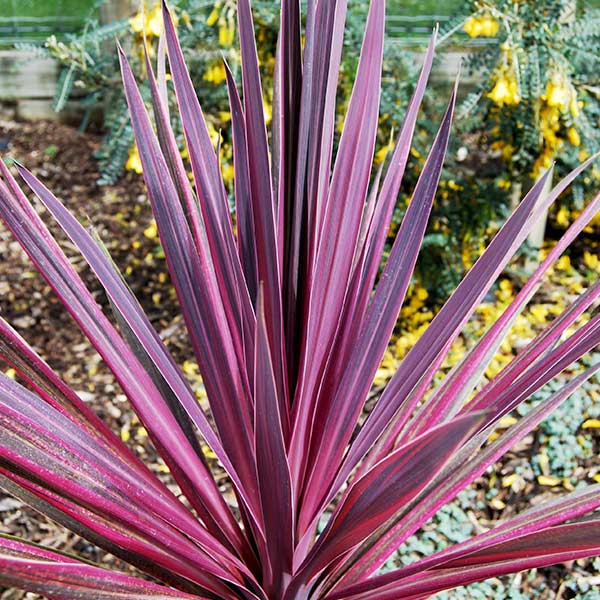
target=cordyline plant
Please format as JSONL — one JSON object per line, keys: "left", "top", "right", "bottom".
{"left": 0, "top": 1, "right": 599, "bottom": 599}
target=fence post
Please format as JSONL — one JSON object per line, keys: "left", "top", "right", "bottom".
{"left": 101, "top": 0, "right": 136, "bottom": 24}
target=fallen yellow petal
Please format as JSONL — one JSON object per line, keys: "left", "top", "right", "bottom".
{"left": 489, "top": 497, "right": 506, "bottom": 510}
{"left": 538, "top": 475, "right": 561, "bottom": 486}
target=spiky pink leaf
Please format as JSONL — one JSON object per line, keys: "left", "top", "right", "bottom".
{"left": 14, "top": 154, "right": 263, "bottom": 539}
{"left": 225, "top": 62, "right": 259, "bottom": 304}
{"left": 336, "top": 520, "right": 600, "bottom": 600}
{"left": 237, "top": 0, "right": 289, "bottom": 434}
{"left": 0, "top": 373, "right": 246, "bottom": 594}
{"left": 466, "top": 281, "right": 600, "bottom": 417}
{"left": 298, "top": 83, "right": 458, "bottom": 534}
{"left": 0, "top": 535, "right": 206, "bottom": 600}
{"left": 311, "top": 31, "right": 439, "bottom": 447}
{"left": 254, "top": 290, "right": 294, "bottom": 595}
{"left": 292, "top": 412, "right": 486, "bottom": 591}
{"left": 0, "top": 473, "right": 209, "bottom": 594}
{"left": 330, "top": 360, "right": 600, "bottom": 586}
{"left": 411, "top": 186, "right": 600, "bottom": 434}
{"left": 352, "top": 480, "right": 600, "bottom": 593}
{"left": 336, "top": 168, "right": 552, "bottom": 483}
{"left": 118, "top": 49, "right": 265, "bottom": 549}
{"left": 0, "top": 167, "right": 243, "bottom": 554}
{"left": 282, "top": 0, "right": 348, "bottom": 393}
{"left": 290, "top": 0, "right": 386, "bottom": 497}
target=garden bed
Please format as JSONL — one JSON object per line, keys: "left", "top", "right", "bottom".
{"left": 0, "top": 119, "right": 598, "bottom": 599}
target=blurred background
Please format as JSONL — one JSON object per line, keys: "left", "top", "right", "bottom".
{"left": 1, "top": 0, "right": 598, "bottom": 302}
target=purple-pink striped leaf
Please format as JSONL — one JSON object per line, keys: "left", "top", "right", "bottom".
{"left": 118, "top": 49, "right": 264, "bottom": 552}
{"left": 410, "top": 187, "right": 600, "bottom": 435}
{"left": 351, "top": 480, "right": 600, "bottom": 593}
{"left": 328, "top": 360, "right": 600, "bottom": 587}
{"left": 292, "top": 412, "right": 486, "bottom": 590}
{"left": 225, "top": 62, "right": 259, "bottom": 305}
{"left": 290, "top": 0, "right": 386, "bottom": 499}
{"left": 465, "top": 280, "right": 600, "bottom": 417}
{"left": 368, "top": 155, "right": 596, "bottom": 458}
{"left": 298, "top": 81, "right": 458, "bottom": 535}
{"left": 14, "top": 156, "right": 263, "bottom": 539}
{"left": 0, "top": 535, "right": 206, "bottom": 600}
{"left": 465, "top": 311, "right": 600, "bottom": 427}
{"left": 0, "top": 167, "right": 246, "bottom": 555}
{"left": 333, "top": 168, "right": 552, "bottom": 487}
{"left": 283, "top": 0, "right": 348, "bottom": 394}
{"left": 160, "top": 3, "right": 256, "bottom": 379}
{"left": 0, "top": 316, "right": 139, "bottom": 465}
{"left": 314, "top": 31, "right": 439, "bottom": 436}
{"left": 333, "top": 520, "right": 600, "bottom": 600}
{"left": 348, "top": 31, "right": 438, "bottom": 337}
{"left": 237, "top": 0, "right": 289, "bottom": 434}
{"left": 0, "top": 473, "right": 209, "bottom": 595}
{"left": 0, "top": 373, "right": 246, "bottom": 594}
{"left": 273, "top": 0, "right": 302, "bottom": 386}
{"left": 254, "top": 290, "right": 294, "bottom": 596}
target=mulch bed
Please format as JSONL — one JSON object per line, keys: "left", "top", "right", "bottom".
{"left": 0, "top": 119, "right": 597, "bottom": 599}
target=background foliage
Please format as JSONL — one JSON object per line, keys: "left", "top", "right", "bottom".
{"left": 41, "top": 0, "right": 600, "bottom": 302}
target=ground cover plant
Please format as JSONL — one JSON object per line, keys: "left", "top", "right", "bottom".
{"left": 0, "top": 1, "right": 599, "bottom": 599}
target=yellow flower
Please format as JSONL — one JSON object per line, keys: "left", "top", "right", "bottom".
{"left": 207, "top": 122, "right": 221, "bottom": 147}
{"left": 570, "top": 96, "right": 580, "bottom": 117}
{"left": 202, "top": 443, "right": 218, "bottom": 460}
{"left": 583, "top": 251, "right": 599, "bottom": 272}
{"left": 556, "top": 255, "right": 571, "bottom": 271}
{"left": 129, "top": 4, "right": 164, "bottom": 38}
{"left": 222, "top": 162, "right": 235, "bottom": 186}
{"left": 130, "top": 11, "right": 145, "bottom": 33}
{"left": 578, "top": 148, "right": 590, "bottom": 162}
{"left": 374, "top": 141, "right": 393, "bottom": 165}
{"left": 529, "top": 304, "right": 549, "bottom": 325}
{"left": 464, "top": 17, "right": 482, "bottom": 38}
{"left": 479, "top": 15, "right": 499, "bottom": 37}
{"left": 218, "top": 18, "right": 235, "bottom": 46}
{"left": 415, "top": 286, "right": 428, "bottom": 302}
{"left": 447, "top": 179, "right": 463, "bottom": 191}
{"left": 207, "top": 5, "right": 220, "bottom": 27}
{"left": 532, "top": 149, "right": 554, "bottom": 177}
{"left": 464, "top": 15, "right": 499, "bottom": 38}
{"left": 145, "top": 4, "right": 163, "bottom": 37}
{"left": 144, "top": 221, "right": 158, "bottom": 239}
{"left": 204, "top": 63, "right": 227, "bottom": 84}
{"left": 263, "top": 99, "right": 273, "bottom": 125}
{"left": 487, "top": 73, "right": 520, "bottom": 107}
{"left": 555, "top": 206, "right": 570, "bottom": 227}
{"left": 544, "top": 73, "right": 573, "bottom": 112}
{"left": 126, "top": 145, "right": 143, "bottom": 174}
{"left": 373, "top": 351, "right": 397, "bottom": 386}
{"left": 567, "top": 127, "right": 580, "bottom": 147}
